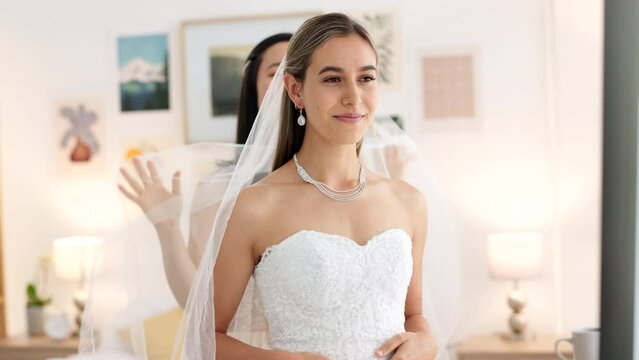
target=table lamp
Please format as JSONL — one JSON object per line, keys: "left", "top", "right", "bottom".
{"left": 487, "top": 232, "right": 543, "bottom": 341}
{"left": 51, "top": 236, "right": 103, "bottom": 333}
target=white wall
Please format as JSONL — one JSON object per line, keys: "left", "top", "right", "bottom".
{"left": 552, "top": 0, "right": 603, "bottom": 334}
{"left": 401, "top": 0, "right": 603, "bottom": 340}
{"left": 0, "top": 0, "right": 601, "bottom": 341}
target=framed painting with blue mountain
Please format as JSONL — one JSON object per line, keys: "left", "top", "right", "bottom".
{"left": 118, "top": 33, "right": 170, "bottom": 112}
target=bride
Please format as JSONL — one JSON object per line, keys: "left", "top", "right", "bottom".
{"left": 115, "top": 12, "right": 450, "bottom": 360}
{"left": 212, "top": 13, "right": 437, "bottom": 359}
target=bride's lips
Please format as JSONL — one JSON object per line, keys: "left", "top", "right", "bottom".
{"left": 334, "top": 113, "right": 365, "bottom": 123}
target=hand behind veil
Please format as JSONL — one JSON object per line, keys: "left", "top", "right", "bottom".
{"left": 118, "top": 157, "right": 183, "bottom": 224}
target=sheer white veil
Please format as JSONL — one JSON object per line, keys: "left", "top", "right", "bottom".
{"left": 171, "top": 59, "right": 461, "bottom": 358}
{"left": 80, "top": 26, "right": 461, "bottom": 360}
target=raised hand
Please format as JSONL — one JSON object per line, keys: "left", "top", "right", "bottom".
{"left": 376, "top": 331, "right": 438, "bottom": 360}
{"left": 118, "top": 157, "right": 182, "bottom": 222}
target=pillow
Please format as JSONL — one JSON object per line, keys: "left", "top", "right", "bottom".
{"left": 143, "top": 307, "right": 184, "bottom": 360}
{"left": 54, "top": 351, "right": 138, "bottom": 360}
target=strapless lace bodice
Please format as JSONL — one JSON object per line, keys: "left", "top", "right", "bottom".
{"left": 253, "top": 228, "right": 413, "bottom": 360}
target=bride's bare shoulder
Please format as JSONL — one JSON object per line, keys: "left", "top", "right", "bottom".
{"left": 233, "top": 161, "right": 297, "bottom": 212}
{"left": 381, "top": 175, "right": 427, "bottom": 215}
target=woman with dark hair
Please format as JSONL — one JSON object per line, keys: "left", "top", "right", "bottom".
{"left": 237, "top": 33, "right": 292, "bottom": 144}
{"left": 118, "top": 33, "right": 291, "bottom": 308}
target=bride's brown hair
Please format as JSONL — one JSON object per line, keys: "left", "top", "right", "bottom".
{"left": 272, "top": 13, "right": 377, "bottom": 171}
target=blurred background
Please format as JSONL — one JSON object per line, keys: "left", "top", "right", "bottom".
{"left": 0, "top": 0, "right": 602, "bottom": 358}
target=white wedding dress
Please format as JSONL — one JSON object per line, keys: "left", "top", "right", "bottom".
{"left": 253, "top": 228, "right": 413, "bottom": 360}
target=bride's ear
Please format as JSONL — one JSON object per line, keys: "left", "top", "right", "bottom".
{"left": 283, "top": 73, "right": 303, "bottom": 107}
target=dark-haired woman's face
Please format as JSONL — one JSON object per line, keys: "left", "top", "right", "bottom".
{"left": 256, "top": 41, "right": 289, "bottom": 106}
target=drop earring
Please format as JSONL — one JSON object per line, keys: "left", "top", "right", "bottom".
{"left": 297, "top": 107, "right": 306, "bottom": 126}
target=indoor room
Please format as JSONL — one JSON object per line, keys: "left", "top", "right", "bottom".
{"left": 0, "top": 0, "right": 622, "bottom": 359}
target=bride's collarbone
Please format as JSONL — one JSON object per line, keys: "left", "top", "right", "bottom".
{"left": 245, "top": 175, "right": 412, "bottom": 258}
{"left": 251, "top": 225, "right": 412, "bottom": 266}
{"left": 253, "top": 204, "right": 411, "bottom": 259}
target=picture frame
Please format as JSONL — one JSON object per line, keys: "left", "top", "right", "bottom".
{"left": 116, "top": 32, "right": 171, "bottom": 113}
{"left": 0, "top": 102, "right": 5, "bottom": 338}
{"left": 349, "top": 9, "right": 402, "bottom": 91}
{"left": 416, "top": 48, "right": 481, "bottom": 133}
{"left": 53, "top": 98, "right": 107, "bottom": 174}
{"left": 181, "top": 12, "right": 318, "bottom": 143}
{"left": 121, "top": 135, "right": 177, "bottom": 162}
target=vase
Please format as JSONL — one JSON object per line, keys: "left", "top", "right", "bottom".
{"left": 70, "top": 136, "right": 92, "bottom": 162}
{"left": 26, "top": 305, "right": 45, "bottom": 336}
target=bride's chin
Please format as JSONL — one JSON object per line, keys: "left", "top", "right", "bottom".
{"left": 334, "top": 134, "right": 366, "bottom": 146}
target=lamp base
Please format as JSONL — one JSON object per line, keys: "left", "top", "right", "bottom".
{"left": 72, "top": 289, "right": 87, "bottom": 335}
{"left": 497, "top": 331, "right": 536, "bottom": 342}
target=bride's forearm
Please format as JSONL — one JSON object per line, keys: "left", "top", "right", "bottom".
{"left": 154, "top": 220, "right": 196, "bottom": 308}
{"left": 405, "top": 313, "right": 430, "bottom": 333}
{"left": 215, "top": 332, "right": 295, "bottom": 360}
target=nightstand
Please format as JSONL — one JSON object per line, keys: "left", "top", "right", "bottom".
{"left": 454, "top": 334, "right": 572, "bottom": 360}
{"left": 0, "top": 335, "right": 79, "bottom": 360}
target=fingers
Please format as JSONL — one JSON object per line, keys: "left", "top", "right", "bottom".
{"left": 376, "top": 332, "right": 410, "bottom": 357}
{"left": 120, "top": 168, "right": 143, "bottom": 194}
{"left": 132, "top": 157, "right": 151, "bottom": 186}
{"left": 147, "top": 161, "right": 162, "bottom": 186}
{"left": 171, "top": 171, "right": 181, "bottom": 195}
{"left": 117, "top": 184, "right": 139, "bottom": 205}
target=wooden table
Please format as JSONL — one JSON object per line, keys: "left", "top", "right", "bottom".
{"left": 454, "top": 334, "right": 573, "bottom": 360}
{"left": 0, "top": 335, "right": 78, "bottom": 360}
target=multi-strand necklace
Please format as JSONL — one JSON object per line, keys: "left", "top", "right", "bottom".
{"left": 293, "top": 153, "right": 365, "bottom": 202}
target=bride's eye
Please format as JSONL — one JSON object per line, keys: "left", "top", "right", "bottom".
{"left": 360, "top": 75, "right": 377, "bottom": 82}
{"left": 323, "top": 76, "right": 341, "bottom": 83}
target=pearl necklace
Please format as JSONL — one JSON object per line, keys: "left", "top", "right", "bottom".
{"left": 293, "top": 153, "right": 366, "bottom": 202}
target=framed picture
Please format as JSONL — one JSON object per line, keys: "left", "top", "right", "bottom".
{"left": 117, "top": 33, "right": 170, "bottom": 113}
{"left": 54, "top": 98, "right": 106, "bottom": 174}
{"left": 417, "top": 49, "right": 481, "bottom": 132}
{"left": 181, "top": 12, "right": 317, "bottom": 143}
{"left": 349, "top": 9, "right": 402, "bottom": 91}
{"left": 121, "top": 136, "right": 177, "bottom": 162}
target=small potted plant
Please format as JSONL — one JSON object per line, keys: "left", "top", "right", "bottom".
{"left": 26, "top": 282, "right": 51, "bottom": 336}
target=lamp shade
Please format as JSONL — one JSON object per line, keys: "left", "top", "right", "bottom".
{"left": 487, "top": 232, "right": 543, "bottom": 280}
{"left": 52, "top": 236, "right": 103, "bottom": 282}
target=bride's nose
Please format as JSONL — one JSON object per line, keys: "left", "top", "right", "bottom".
{"left": 341, "top": 79, "right": 362, "bottom": 107}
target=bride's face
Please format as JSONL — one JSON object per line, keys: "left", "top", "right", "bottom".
{"left": 299, "top": 34, "right": 378, "bottom": 145}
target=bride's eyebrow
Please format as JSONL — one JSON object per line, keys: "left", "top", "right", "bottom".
{"left": 318, "top": 65, "right": 377, "bottom": 75}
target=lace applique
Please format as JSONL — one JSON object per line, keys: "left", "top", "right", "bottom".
{"left": 255, "top": 245, "right": 275, "bottom": 270}
{"left": 253, "top": 228, "right": 413, "bottom": 360}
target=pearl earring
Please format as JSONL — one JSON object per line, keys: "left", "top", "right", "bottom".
{"left": 297, "top": 107, "right": 306, "bottom": 126}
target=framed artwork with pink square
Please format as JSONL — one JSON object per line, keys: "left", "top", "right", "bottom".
{"left": 419, "top": 51, "right": 479, "bottom": 132}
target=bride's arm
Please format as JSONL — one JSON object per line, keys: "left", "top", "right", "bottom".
{"left": 404, "top": 186, "right": 430, "bottom": 333}
{"left": 376, "top": 183, "right": 438, "bottom": 359}
{"left": 214, "top": 188, "right": 328, "bottom": 360}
